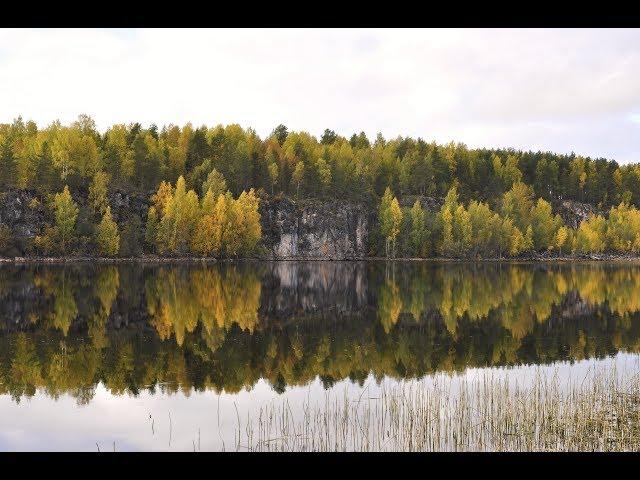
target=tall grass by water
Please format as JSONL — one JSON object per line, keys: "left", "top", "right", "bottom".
{"left": 237, "top": 364, "right": 640, "bottom": 452}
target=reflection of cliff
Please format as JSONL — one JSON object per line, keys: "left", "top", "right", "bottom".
{"left": 1, "top": 262, "right": 640, "bottom": 402}
{"left": 259, "top": 262, "right": 368, "bottom": 318}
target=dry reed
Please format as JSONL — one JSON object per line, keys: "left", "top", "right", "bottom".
{"left": 238, "top": 364, "right": 640, "bottom": 452}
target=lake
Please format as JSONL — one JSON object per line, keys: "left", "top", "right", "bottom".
{"left": 1, "top": 261, "right": 640, "bottom": 451}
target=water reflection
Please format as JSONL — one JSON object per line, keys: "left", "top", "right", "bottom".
{"left": 1, "top": 262, "right": 640, "bottom": 404}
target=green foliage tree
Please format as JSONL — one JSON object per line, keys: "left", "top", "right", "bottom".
{"left": 88, "top": 171, "right": 109, "bottom": 216}
{"left": 268, "top": 162, "right": 279, "bottom": 194}
{"left": 530, "top": 198, "right": 562, "bottom": 251}
{"left": 95, "top": 206, "right": 120, "bottom": 256}
{"left": 501, "top": 181, "right": 534, "bottom": 233}
{"left": 320, "top": 129, "right": 337, "bottom": 145}
{"left": 0, "top": 135, "right": 17, "bottom": 188}
{"left": 272, "top": 124, "right": 289, "bottom": 146}
{"left": 408, "top": 200, "right": 429, "bottom": 257}
{"left": 468, "top": 201, "right": 499, "bottom": 258}
{"left": 201, "top": 168, "right": 227, "bottom": 198}
{"left": 145, "top": 206, "right": 159, "bottom": 249}
{"left": 437, "top": 186, "right": 472, "bottom": 257}
{"left": 53, "top": 186, "right": 79, "bottom": 254}
{"left": 293, "top": 162, "right": 305, "bottom": 198}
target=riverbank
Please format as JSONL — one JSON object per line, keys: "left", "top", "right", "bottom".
{"left": 3, "top": 253, "right": 640, "bottom": 263}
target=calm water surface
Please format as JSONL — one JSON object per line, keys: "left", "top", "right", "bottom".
{"left": 1, "top": 261, "right": 639, "bottom": 451}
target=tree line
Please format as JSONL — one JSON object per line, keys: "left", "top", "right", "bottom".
{"left": 2, "top": 114, "right": 640, "bottom": 258}
{"left": 2, "top": 115, "right": 639, "bottom": 205}
{"left": 378, "top": 182, "right": 640, "bottom": 258}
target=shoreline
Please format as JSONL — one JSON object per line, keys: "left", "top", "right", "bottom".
{"left": 3, "top": 254, "right": 640, "bottom": 264}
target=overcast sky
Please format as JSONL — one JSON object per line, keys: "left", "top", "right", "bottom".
{"left": 1, "top": 28, "right": 639, "bottom": 164}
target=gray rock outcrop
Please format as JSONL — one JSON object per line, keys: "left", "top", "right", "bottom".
{"left": 259, "top": 197, "right": 370, "bottom": 260}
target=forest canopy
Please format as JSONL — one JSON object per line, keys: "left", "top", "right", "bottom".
{"left": 1, "top": 115, "right": 640, "bottom": 258}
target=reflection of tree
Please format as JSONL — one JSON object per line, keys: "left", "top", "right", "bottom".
{"left": 147, "top": 269, "right": 200, "bottom": 346}
{"left": 9, "top": 333, "right": 41, "bottom": 401}
{"left": 34, "top": 269, "right": 79, "bottom": 336}
{"left": 378, "top": 273, "right": 402, "bottom": 333}
{"left": 104, "top": 343, "right": 135, "bottom": 395}
{"left": 192, "top": 267, "right": 261, "bottom": 333}
{"left": 94, "top": 267, "right": 119, "bottom": 314}
{"left": 3, "top": 263, "right": 640, "bottom": 401}
{"left": 45, "top": 344, "right": 100, "bottom": 402}
{"left": 145, "top": 266, "right": 262, "bottom": 345}
{"left": 88, "top": 267, "right": 119, "bottom": 350}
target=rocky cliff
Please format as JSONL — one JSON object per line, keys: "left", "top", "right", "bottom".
{"left": 0, "top": 190, "right": 46, "bottom": 256}
{"left": 553, "top": 199, "right": 601, "bottom": 229}
{"left": 259, "top": 196, "right": 370, "bottom": 260}
{"left": 0, "top": 188, "right": 614, "bottom": 260}
{"left": 0, "top": 189, "right": 372, "bottom": 259}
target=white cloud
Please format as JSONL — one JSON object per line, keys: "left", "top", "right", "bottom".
{"left": 0, "top": 28, "right": 639, "bottom": 163}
